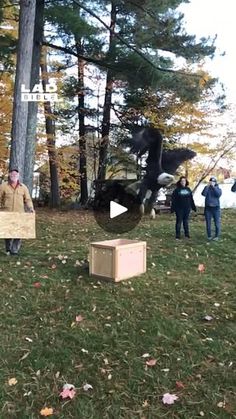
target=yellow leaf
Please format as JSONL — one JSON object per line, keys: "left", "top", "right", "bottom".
{"left": 8, "top": 377, "right": 18, "bottom": 386}
{"left": 40, "top": 407, "right": 54, "bottom": 416}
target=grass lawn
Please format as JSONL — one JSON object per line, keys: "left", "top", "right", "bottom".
{"left": 0, "top": 209, "right": 235, "bottom": 419}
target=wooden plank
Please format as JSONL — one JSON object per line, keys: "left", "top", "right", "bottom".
{"left": 0, "top": 212, "right": 36, "bottom": 238}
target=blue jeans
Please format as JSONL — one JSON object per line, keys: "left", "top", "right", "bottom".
{"left": 5, "top": 239, "right": 21, "bottom": 254}
{"left": 204, "top": 206, "right": 221, "bottom": 238}
{"left": 175, "top": 209, "right": 191, "bottom": 238}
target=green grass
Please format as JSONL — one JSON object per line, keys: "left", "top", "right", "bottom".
{"left": 0, "top": 209, "right": 235, "bottom": 418}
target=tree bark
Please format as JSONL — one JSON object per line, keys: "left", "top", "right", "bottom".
{"left": 41, "top": 48, "right": 61, "bottom": 208}
{"left": 76, "top": 42, "right": 88, "bottom": 205}
{"left": 10, "top": 0, "right": 36, "bottom": 180}
{"left": 97, "top": 1, "right": 117, "bottom": 181}
{"left": 24, "top": 0, "right": 45, "bottom": 194}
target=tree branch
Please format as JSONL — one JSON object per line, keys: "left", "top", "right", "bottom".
{"left": 192, "top": 143, "right": 236, "bottom": 192}
{"left": 42, "top": 41, "right": 112, "bottom": 69}
{"left": 72, "top": 0, "right": 201, "bottom": 79}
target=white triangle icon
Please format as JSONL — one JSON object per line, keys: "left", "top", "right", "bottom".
{"left": 110, "top": 201, "right": 128, "bottom": 219}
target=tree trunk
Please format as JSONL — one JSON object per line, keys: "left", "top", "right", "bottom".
{"left": 10, "top": 0, "right": 36, "bottom": 180}
{"left": 41, "top": 48, "right": 60, "bottom": 208}
{"left": 76, "top": 42, "right": 88, "bottom": 205}
{"left": 97, "top": 1, "right": 117, "bottom": 181}
{"left": 24, "top": 0, "right": 45, "bottom": 194}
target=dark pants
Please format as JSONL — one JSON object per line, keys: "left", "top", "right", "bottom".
{"left": 175, "top": 209, "right": 191, "bottom": 238}
{"left": 5, "top": 239, "right": 22, "bottom": 254}
{"left": 204, "top": 206, "right": 221, "bottom": 238}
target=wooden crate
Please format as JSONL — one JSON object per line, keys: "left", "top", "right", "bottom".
{"left": 0, "top": 212, "right": 36, "bottom": 238}
{"left": 89, "top": 239, "right": 146, "bottom": 282}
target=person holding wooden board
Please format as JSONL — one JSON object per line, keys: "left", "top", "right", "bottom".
{"left": 0, "top": 168, "right": 34, "bottom": 255}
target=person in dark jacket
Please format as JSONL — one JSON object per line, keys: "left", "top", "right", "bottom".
{"left": 201, "top": 176, "right": 222, "bottom": 240}
{"left": 171, "top": 176, "right": 196, "bottom": 239}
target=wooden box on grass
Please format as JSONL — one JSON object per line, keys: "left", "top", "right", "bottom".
{"left": 0, "top": 212, "right": 36, "bottom": 238}
{"left": 89, "top": 239, "right": 146, "bottom": 282}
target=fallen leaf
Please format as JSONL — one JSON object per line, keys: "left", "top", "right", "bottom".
{"left": 81, "top": 348, "right": 88, "bottom": 354}
{"left": 162, "top": 393, "right": 179, "bottom": 405}
{"left": 51, "top": 264, "right": 57, "bottom": 269}
{"left": 107, "top": 374, "right": 112, "bottom": 380}
{"left": 199, "top": 411, "right": 205, "bottom": 417}
{"left": 217, "top": 401, "right": 225, "bottom": 408}
{"left": 8, "top": 377, "right": 17, "bottom": 386}
{"left": 40, "top": 407, "right": 54, "bottom": 416}
{"left": 33, "top": 282, "right": 41, "bottom": 288}
{"left": 142, "top": 353, "right": 150, "bottom": 358}
{"left": 142, "top": 400, "right": 149, "bottom": 407}
{"left": 175, "top": 380, "right": 185, "bottom": 389}
{"left": 83, "top": 383, "right": 93, "bottom": 391}
{"left": 25, "top": 337, "right": 33, "bottom": 342}
{"left": 214, "top": 302, "right": 220, "bottom": 307}
{"left": 75, "top": 315, "right": 84, "bottom": 323}
{"left": 60, "top": 386, "right": 76, "bottom": 400}
{"left": 198, "top": 264, "right": 205, "bottom": 273}
{"left": 146, "top": 359, "right": 157, "bottom": 367}
{"left": 203, "top": 315, "right": 213, "bottom": 321}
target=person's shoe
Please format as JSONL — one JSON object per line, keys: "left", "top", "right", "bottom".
{"left": 212, "top": 236, "right": 219, "bottom": 241}
{"left": 10, "top": 251, "right": 19, "bottom": 255}
{"left": 175, "top": 237, "right": 181, "bottom": 240}
{"left": 185, "top": 235, "right": 190, "bottom": 239}
{"left": 207, "top": 237, "right": 212, "bottom": 241}
{"left": 6, "top": 251, "right": 11, "bottom": 256}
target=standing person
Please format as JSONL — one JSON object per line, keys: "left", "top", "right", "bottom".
{"left": 0, "top": 169, "right": 34, "bottom": 255}
{"left": 171, "top": 176, "right": 196, "bottom": 240}
{"left": 201, "top": 176, "right": 222, "bottom": 241}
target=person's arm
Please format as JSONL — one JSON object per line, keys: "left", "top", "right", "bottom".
{"left": 190, "top": 191, "right": 197, "bottom": 211}
{"left": 211, "top": 185, "right": 222, "bottom": 197}
{"left": 201, "top": 186, "right": 208, "bottom": 197}
{"left": 0, "top": 184, "right": 5, "bottom": 208}
{"left": 23, "top": 186, "right": 34, "bottom": 211}
{"left": 170, "top": 189, "right": 177, "bottom": 213}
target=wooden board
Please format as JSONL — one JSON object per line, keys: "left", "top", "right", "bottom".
{"left": 0, "top": 212, "right": 36, "bottom": 238}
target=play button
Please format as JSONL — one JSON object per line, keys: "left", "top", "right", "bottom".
{"left": 93, "top": 181, "right": 142, "bottom": 233}
{"left": 110, "top": 201, "right": 127, "bottom": 218}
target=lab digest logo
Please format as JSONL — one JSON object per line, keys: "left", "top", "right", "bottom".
{"left": 21, "top": 80, "right": 61, "bottom": 102}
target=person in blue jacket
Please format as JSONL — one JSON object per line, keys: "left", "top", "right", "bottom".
{"left": 171, "top": 176, "right": 196, "bottom": 239}
{"left": 201, "top": 176, "right": 222, "bottom": 240}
